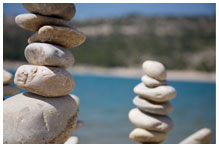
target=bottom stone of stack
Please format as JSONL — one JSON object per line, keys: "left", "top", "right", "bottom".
{"left": 129, "top": 128, "right": 167, "bottom": 143}
{"left": 3, "top": 92, "right": 79, "bottom": 144}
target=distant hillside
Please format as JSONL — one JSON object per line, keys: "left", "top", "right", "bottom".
{"left": 3, "top": 15, "right": 216, "bottom": 71}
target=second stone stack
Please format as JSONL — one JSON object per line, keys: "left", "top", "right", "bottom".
{"left": 129, "top": 60, "right": 177, "bottom": 143}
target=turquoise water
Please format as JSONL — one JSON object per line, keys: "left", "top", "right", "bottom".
{"left": 6, "top": 71, "right": 216, "bottom": 144}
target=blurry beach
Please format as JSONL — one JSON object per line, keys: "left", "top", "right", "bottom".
{"left": 3, "top": 3, "right": 216, "bottom": 144}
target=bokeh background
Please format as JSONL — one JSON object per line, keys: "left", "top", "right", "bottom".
{"left": 3, "top": 3, "right": 216, "bottom": 144}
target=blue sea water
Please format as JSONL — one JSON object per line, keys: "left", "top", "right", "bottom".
{"left": 5, "top": 71, "right": 216, "bottom": 144}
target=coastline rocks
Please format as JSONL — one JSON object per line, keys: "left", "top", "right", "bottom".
{"left": 128, "top": 108, "right": 173, "bottom": 132}
{"left": 28, "top": 25, "right": 86, "bottom": 48}
{"left": 180, "top": 128, "right": 212, "bottom": 144}
{"left": 3, "top": 92, "right": 78, "bottom": 144}
{"left": 3, "top": 85, "right": 19, "bottom": 96}
{"left": 3, "top": 69, "right": 13, "bottom": 85}
{"left": 141, "top": 75, "right": 167, "bottom": 88}
{"left": 14, "top": 65, "right": 75, "bottom": 97}
{"left": 25, "top": 43, "right": 74, "bottom": 67}
{"left": 15, "top": 13, "right": 74, "bottom": 31}
{"left": 129, "top": 128, "right": 167, "bottom": 143}
{"left": 133, "top": 96, "right": 173, "bottom": 115}
{"left": 142, "top": 60, "right": 166, "bottom": 81}
{"left": 134, "top": 83, "right": 176, "bottom": 102}
{"left": 23, "top": 3, "right": 76, "bottom": 21}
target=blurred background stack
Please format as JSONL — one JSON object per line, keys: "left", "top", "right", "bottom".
{"left": 3, "top": 3, "right": 216, "bottom": 144}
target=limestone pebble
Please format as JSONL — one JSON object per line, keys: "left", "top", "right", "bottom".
{"left": 23, "top": 3, "right": 76, "bottom": 21}
{"left": 25, "top": 43, "right": 74, "bottom": 67}
{"left": 3, "top": 92, "right": 78, "bottom": 144}
{"left": 14, "top": 65, "right": 75, "bottom": 97}
{"left": 15, "top": 13, "right": 75, "bottom": 31}
{"left": 28, "top": 25, "right": 86, "bottom": 48}
{"left": 128, "top": 60, "right": 177, "bottom": 144}
{"left": 3, "top": 69, "right": 13, "bottom": 85}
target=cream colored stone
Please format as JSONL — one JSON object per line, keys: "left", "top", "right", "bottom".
{"left": 179, "top": 128, "right": 212, "bottom": 144}
{"left": 129, "top": 128, "right": 167, "bottom": 143}
{"left": 25, "top": 43, "right": 74, "bottom": 68}
{"left": 142, "top": 60, "right": 166, "bottom": 81}
{"left": 134, "top": 83, "right": 176, "bottom": 102}
{"left": 14, "top": 65, "right": 74, "bottom": 97}
{"left": 64, "top": 136, "right": 78, "bottom": 144}
{"left": 3, "top": 85, "right": 19, "bottom": 96}
{"left": 3, "top": 69, "right": 13, "bottom": 85}
{"left": 128, "top": 108, "right": 173, "bottom": 132}
{"left": 23, "top": 3, "right": 76, "bottom": 21}
{"left": 3, "top": 92, "right": 78, "bottom": 144}
{"left": 141, "top": 75, "right": 168, "bottom": 88}
{"left": 133, "top": 96, "right": 173, "bottom": 115}
{"left": 15, "top": 13, "right": 75, "bottom": 31}
{"left": 28, "top": 25, "right": 86, "bottom": 48}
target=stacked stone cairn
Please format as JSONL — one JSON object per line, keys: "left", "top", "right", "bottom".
{"left": 3, "top": 69, "right": 19, "bottom": 97}
{"left": 128, "top": 60, "right": 177, "bottom": 143}
{"left": 3, "top": 3, "right": 86, "bottom": 144}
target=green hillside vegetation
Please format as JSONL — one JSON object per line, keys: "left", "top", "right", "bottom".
{"left": 3, "top": 15, "right": 216, "bottom": 71}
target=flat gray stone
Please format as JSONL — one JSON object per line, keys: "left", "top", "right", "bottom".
{"left": 28, "top": 25, "right": 86, "bottom": 48}
{"left": 142, "top": 60, "right": 166, "bottom": 81}
{"left": 25, "top": 43, "right": 74, "bottom": 68}
{"left": 3, "top": 92, "right": 78, "bottom": 144}
{"left": 180, "top": 128, "right": 212, "bottom": 144}
{"left": 133, "top": 96, "right": 173, "bottom": 115}
{"left": 129, "top": 128, "right": 167, "bottom": 143}
{"left": 14, "top": 65, "right": 75, "bottom": 97}
{"left": 3, "top": 85, "right": 19, "bottom": 96}
{"left": 23, "top": 3, "right": 76, "bottom": 21}
{"left": 134, "top": 83, "right": 176, "bottom": 102}
{"left": 141, "top": 75, "right": 168, "bottom": 88}
{"left": 3, "top": 69, "right": 13, "bottom": 85}
{"left": 128, "top": 108, "right": 173, "bottom": 132}
{"left": 15, "top": 13, "right": 75, "bottom": 31}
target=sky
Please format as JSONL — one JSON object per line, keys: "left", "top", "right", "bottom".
{"left": 3, "top": 3, "right": 216, "bottom": 20}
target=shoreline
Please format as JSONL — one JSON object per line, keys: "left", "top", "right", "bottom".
{"left": 3, "top": 60, "right": 215, "bottom": 82}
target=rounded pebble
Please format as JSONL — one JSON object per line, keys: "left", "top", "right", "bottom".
{"left": 25, "top": 43, "right": 74, "bottom": 68}
{"left": 14, "top": 65, "right": 75, "bottom": 97}
{"left": 133, "top": 96, "right": 173, "bottom": 115}
{"left": 28, "top": 25, "right": 86, "bottom": 48}
{"left": 134, "top": 83, "right": 176, "bottom": 102}
{"left": 128, "top": 108, "right": 173, "bottom": 132}
{"left": 142, "top": 60, "right": 166, "bottom": 81}
{"left": 141, "top": 75, "right": 168, "bottom": 88}
{"left": 23, "top": 3, "right": 76, "bottom": 21}
{"left": 3, "top": 69, "right": 13, "bottom": 85}
{"left": 64, "top": 136, "right": 78, "bottom": 144}
{"left": 3, "top": 92, "right": 78, "bottom": 144}
{"left": 15, "top": 13, "right": 75, "bottom": 31}
{"left": 129, "top": 128, "right": 167, "bottom": 143}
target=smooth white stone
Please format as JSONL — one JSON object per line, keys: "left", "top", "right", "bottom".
{"left": 142, "top": 60, "right": 166, "bottom": 81}
{"left": 180, "top": 128, "right": 212, "bottom": 144}
{"left": 133, "top": 96, "right": 173, "bottom": 115}
{"left": 134, "top": 83, "right": 176, "bottom": 102}
{"left": 25, "top": 43, "right": 74, "bottom": 68}
{"left": 64, "top": 136, "right": 78, "bottom": 144}
{"left": 129, "top": 128, "right": 167, "bottom": 143}
{"left": 141, "top": 75, "right": 168, "bottom": 88}
{"left": 3, "top": 69, "right": 13, "bottom": 85}
{"left": 128, "top": 108, "right": 173, "bottom": 132}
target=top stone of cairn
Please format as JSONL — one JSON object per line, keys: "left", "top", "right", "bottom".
{"left": 142, "top": 60, "right": 166, "bottom": 81}
{"left": 23, "top": 3, "right": 76, "bottom": 21}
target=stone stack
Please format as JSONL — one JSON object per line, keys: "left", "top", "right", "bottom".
{"left": 128, "top": 60, "right": 177, "bottom": 143}
{"left": 3, "top": 69, "right": 19, "bottom": 97}
{"left": 4, "top": 3, "right": 85, "bottom": 144}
